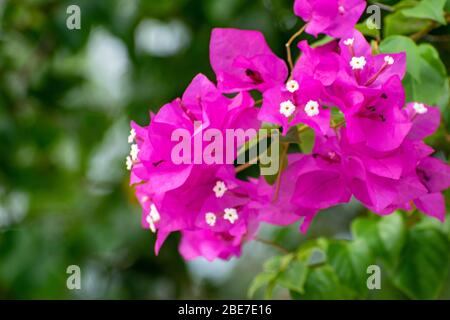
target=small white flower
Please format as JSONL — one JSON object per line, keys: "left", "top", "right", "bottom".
{"left": 205, "top": 212, "right": 217, "bottom": 227}
{"left": 413, "top": 102, "right": 428, "bottom": 114}
{"left": 213, "top": 181, "right": 227, "bottom": 198}
{"left": 149, "top": 203, "right": 160, "bottom": 222}
{"left": 128, "top": 128, "right": 136, "bottom": 143}
{"left": 280, "top": 100, "right": 296, "bottom": 118}
{"left": 130, "top": 144, "right": 139, "bottom": 161}
{"left": 146, "top": 214, "right": 156, "bottom": 233}
{"left": 304, "top": 100, "right": 320, "bottom": 117}
{"left": 224, "top": 208, "right": 239, "bottom": 224}
{"left": 338, "top": 5, "right": 345, "bottom": 14}
{"left": 286, "top": 80, "right": 299, "bottom": 93}
{"left": 126, "top": 156, "right": 133, "bottom": 170}
{"left": 384, "top": 55, "right": 394, "bottom": 65}
{"left": 343, "top": 38, "right": 354, "bottom": 46}
{"left": 350, "top": 56, "right": 367, "bottom": 70}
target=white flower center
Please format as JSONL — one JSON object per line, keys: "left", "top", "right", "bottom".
{"left": 304, "top": 100, "right": 320, "bottom": 117}
{"left": 384, "top": 55, "right": 394, "bottom": 65}
{"left": 126, "top": 156, "right": 133, "bottom": 170}
{"left": 224, "top": 208, "right": 239, "bottom": 224}
{"left": 350, "top": 56, "right": 367, "bottom": 70}
{"left": 149, "top": 203, "right": 160, "bottom": 222}
{"left": 205, "top": 212, "right": 217, "bottom": 227}
{"left": 146, "top": 214, "right": 156, "bottom": 233}
{"left": 413, "top": 102, "right": 428, "bottom": 114}
{"left": 343, "top": 38, "right": 354, "bottom": 46}
{"left": 338, "top": 5, "right": 345, "bottom": 14}
{"left": 128, "top": 128, "right": 136, "bottom": 143}
{"left": 130, "top": 144, "right": 139, "bottom": 161}
{"left": 286, "top": 80, "right": 299, "bottom": 93}
{"left": 213, "top": 181, "right": 227, "bottom": 198}
{"left": 280, "top": 100, "right": 296, "bottom": 118}
{"left": 145, "top": 203, "right": 160, "bottom": 233}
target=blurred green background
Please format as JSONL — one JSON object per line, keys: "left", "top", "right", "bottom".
{"left": 0, "top": 0, "right": 449, "bottom": 299}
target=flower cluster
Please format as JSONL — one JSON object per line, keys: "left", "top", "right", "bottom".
{"left": 128, "top": 0, "right": 450, "bottom": 261}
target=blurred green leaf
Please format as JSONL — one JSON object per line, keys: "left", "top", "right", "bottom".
{"left": 381, "top": 36, "right": 449, "bottom": 109}
{"left": 247, "top": 272, "right": 277, "bottom": 298}
{"left": 380, "top": 35, "right": 422, "bottom": 81}
{"left": 327, "top": 239, "right": 374, "bottom": 296}
{"left": 290, "top": 265, "right": 355, "bottom": 300}
{"left": 277, "top": 259, "right": 308, "bottom": 294}
{"left": 394, "top": 222, "right": 450, "bottom": 299}
{"left": 403, "top": 44, "right": 449, "bottom": 109}
{"left": 384, "top": 11, "right": 428, "bottom": 37}
{"left": 402, "top": 0, "right": 447, "bottom": 25}
{"left": 352, "top": 212, "right": 406, "bottom": 267}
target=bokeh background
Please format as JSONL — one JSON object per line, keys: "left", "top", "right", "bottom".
{"left": 0, "top": 0, "right": 449, "bottom": 299}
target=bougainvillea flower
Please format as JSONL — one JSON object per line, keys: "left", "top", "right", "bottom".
{"left": 179, "top": 229, "right": 245, "bottom": 261}
{"left": 176, "top": 165, "right": 259, "bottom": 260}
{"left": 128, "top": 20, "right": 449, "bottom": 262}
{"left": 258, "top": 76, "right": 330, "bottom": 135}
{"left": 339, "top": 129, "right": 434, "bottom": 213}
{"left": 252, "top": 154, "right": 318, "bottom": 233}
{"left": 293, "top": 40, "right": 341, "bottom": 86}
{"left": 403, "top": 102, "right": 441, "bottom": 141}
{"left": 338, "top": 30, "right": 406, "bottom": 88}
{"left": 292, "top": 132, "right": 352, "bottom": 211}
{"left": 413, "top": 157, "right": 450, "bottom": 221}
{"left": 210, "top": 28, "right": 288, "bottom": 93}
{"left": 128, "top": 74, "right": 262, "bottom": 259}
{"left": 294, "top": 0, "right": 366, "bottom": 38}
{"left": 328, "top": 76, "right": 412, "bottom": 151}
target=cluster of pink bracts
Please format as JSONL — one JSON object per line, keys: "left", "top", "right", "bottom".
{"left": 127, "top": 0, "right": 450, "bottom": 261}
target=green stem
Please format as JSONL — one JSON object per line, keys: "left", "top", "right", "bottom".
{"left": 286, "top": 24, "right": 307, "bottom": 74}
{"left": 255, "top": 236, "right": 290, "bottom": 254}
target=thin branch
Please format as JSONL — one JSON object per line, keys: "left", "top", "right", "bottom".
{"left": 235, "top": 161, "right": 256, "bottom": 173}
{"left": 286, "top": 24, "right": 307, "bottom": 73}
{"left": 254, "top": 236, "right": 290, "bottom": 254}
{"left": 410, "top": 21, "right": 437, "bottom": 41}
{"left": 272, "top": 142, "right": 289, "bottom": 202}
{"left": 331, "top": 119, "right": 346, "bottom": 129}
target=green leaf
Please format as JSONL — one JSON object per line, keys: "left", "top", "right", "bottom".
{"left": 248, "top": 254, "right": 294, "bottom": 298}
{"left": 394, "top": 223, "right": 450, "bottom": 299}
{"left": 377, "top": 213, "right": 407, "bottom": 261}
{"left": 384, "top": 10, "right": 429, "bottom": 37}
{"left": 356, "top": 20, "right": 380, "bottom": 38}
{"left": 310, "top": 36, "right": 334, "bottom": 48}
{"left": 352, "top": 217, "right": 382, "bottom": 254}
{"left": 277, "top": 259, "right": 308, "bottom": 294}
{"left": 381, "top": 37, "right": 449, "bottom": 109}
{"left": 402, "top": 0, "right": 447, "bottom": 25}
{"left": 248, "top": 255, "right": 284, "bottom": 298}
{"left": 327, "top": 239, "right": 374, "bottom": 296}
{"left": 247, "top": 272, "right": 277, "bottom": 298}
{"left": 261, "top": 138, "right": 288, "bottom": 185}
{"left": 379, "top": 35, "right": 422, "bottom": 81}
{"left": 403, "top": 43, "right": 449, "bottom": 109}
{"left": 290, "top": 265, "right": 355, "bottom": 300}
{"left": 418, "top": 43, "right": 446, "bottom": 74}
{"left": 352, "top": 212, "right": 406, "bottom": 266}
{"left": 298, "top": 127, "right": 315, "bottom": 154}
